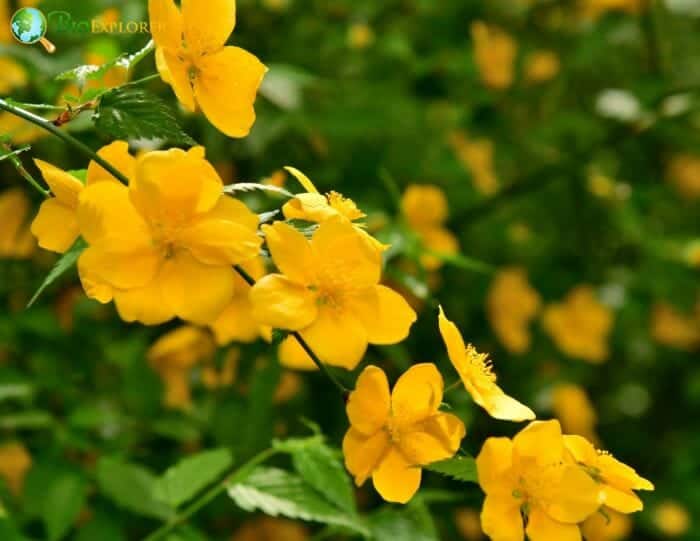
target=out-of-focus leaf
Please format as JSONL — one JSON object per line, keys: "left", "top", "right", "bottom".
{"left": 425, "top": 456, "right": 478, "bottom": 483}
{"left": 27, "top": 238, "right": 86, "bottom": 308}
{"left": 259, "top": 64, "right": 316, "bottom": 110}
{"left": 154, "top": 448, "right": 233, "bottom": 508}
{"left": 56, "top": 40, "right": 154, "bottom": 83}
{"left": 368, "top": 498, "right": 438, "bottom": 541}
{"left": 0, "top": 383, "right": 34, "bottom": 402}
{"left": 42, "top": 473, "right": 87, "bottom": 541}
{"left": 0, "top": 410, "right": 52, "bottom": 429}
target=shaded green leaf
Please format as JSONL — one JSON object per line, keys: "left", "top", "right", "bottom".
{"left": 425, "top": 455, "right": 478, "bottom": 483}
{"left": 43, "top": 473, "right": 87, "bottom": 541}
{"left": 28, "top": 238, "right": 86, "bottom": 308}
{"left": 368, "top": 498, "right": 438, "bottom": 541}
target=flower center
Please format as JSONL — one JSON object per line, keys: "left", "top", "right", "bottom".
{"left": 465, "top": 345, "right": 497, "bottom": 383}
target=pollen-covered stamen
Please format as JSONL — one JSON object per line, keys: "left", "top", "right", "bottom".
{"left": 326, "top": 191, "right": 365, "bottom": 221}
{"left": 465, "top": 344, "right": 497, "bottom": 383}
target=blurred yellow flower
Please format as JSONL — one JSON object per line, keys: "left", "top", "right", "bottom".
{"left": 273, "top": 371, "right": 303, "bottom": 403}
{"left": 552, "top": 383, "right": 598, "bottom": 443}
{"left": 543, "top": 285, "right": 614, "bottom": 363}
{"left": 401, "top": 184, "right": 459, "bottom": 270}
{"left": 580, "top": 0, "right": 644, "bottom": 20}
{"left": 476, "top": 420, "right": 601, "bottom": 541}
{"left": 250, "top": 219, "right": 415, "bottom": 369}
{"left": 0, "top": 189, "right": 36, "bottom": 260}
{"left": 581, "top": 508, "right": 632, "bottom": 541}
{"left": 471, "top": 21, "right": 517, "bottom": 90}
{"left": 564, "top": 435, "right": 653, "bottom": 513}
{"left": 31, "top": 141, "right": 134, "bottom": 254}
{"left": 148, "top": 325, "right": 216, "bottom": 409}
{"left": 524, "top": 50, "right": 560, "bottom": 84}
{"left": 0, "top": 57, "right": 28, "bottom": 94}
{"left": 454, "top": 508, "right": 484, "bottom": 540}
{"left": 0, "top": 442, "right": 32, "bottom": 496}
{"left": 232, "top": 516, "right": 308, "bottom": 541}
{"left": 486, "top": 267, "right": 541, "bottom": 354}
{"left": 343, "top": 364, "right": 465, "bottom": 503}
{"left": 78, "top": 147, "right": 262, "bottom": 325}
{"left": 0, "top": 113, "right": 47, "bottom": 145}
{"left": 439, "top": 307, "right": 535, "bottom": 422}
{"left": 348, "top": 23, "right": 375, "bottom": 49}
{"left": 202, "top": 348, "right": 239, "bottom": 389}
{"left": 653, "top": 500, "right": 691, "bottom": 537}
{"left": 666, "top": 154, "right": 700, "bottom": 199}
{"left": 651, "top": 302, "right": 700, "bottom": 351}
{"left": 448, "top": 132, "right": 500, "bottom": 196}
{"left": 149, "top": 0, "right": 267, "bottom": 137}
{"left": 209, "top": 257, "right": 272, "bottom": 345}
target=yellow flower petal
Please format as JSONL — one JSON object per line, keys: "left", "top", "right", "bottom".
{"left": 278, "top": 336, "right": 319, "bottom": 371}
{"left": 261, "top": 222, "right": 315, "bottom": 284}
{"left": 182, "top": 0, "right": 235, "bottom": 57}
{"left": 597, "top": 453, "right": 654, "bottom": 492}
{"left": 418, "top": 226, "right": 459, "bottom": 271}
{"left": 282, "top": 193, "right": 338, "bottom": 222}
{"left": 34, "top": 159, "right": 83, "bottom": 208}
{"left": 147, "top": 326, "right": 214, "bottom": 369}
{"left": 545, "top": 464, "right": 602, "bottom": 523}
{"left": 250, "top": 274, "right": 318, "bottom": 330}
{"left": 346, "top": 365, "right": 390, "bottom": 435}
{"left": 525, "top": 508, "right": 580, "bottom": 541}
{"left": 159, "top": 250, "right": 236, "bottom": 325}
{"left": 401, "top": 185, "right": 448, "bottom": 228}
{"left": 78, "top": 244, "right": 161, "bottom": 290}
{"left": 399, "top": 412, "right": 465, "bottom": 465}
{"left": 193, "top": 46, "right": 267, "bottom": 138}
{"left": 284, "top": 166, "right": 320, "bottom": 193}
{"left": 476, "top": 437, "right": 514, "bottom": 495}
{"left": 513, "top": 420, "right": 564, "bottom": 465}
{"left": 563, "top": 434, "right": 598, "bottom": 465}
{"left": 484, "top": 392, "right": 536, "bottom": 423}
{"left": 343, "top": 428, "right": 390, "bottom": 486}
{"left": 156, "top": 48, "right": 196, "bottom": 112}
{"left": 205, "top": 196, "right": 260, "bottom": 232}
{"left": 391, "top": 363, "right": 443, "bottom": 426}
{"left": 30, "top": 199, "right": 79, "bottom": 254}
{"left": 113, "top": 280, "right": 172, "bottom": 325}
{"left": 349, "top": 285, "right": 416, "bottom": 345}
{"left": 131, "top": 148, "right": 223, "bottom": 225}
{"left": 86, "top": 141, "right": 136, "bottom": 184}
{"left": 179, "top": 218, "right": 261, "bottom": 265}
{"left": 481, "top": 495, "right": 524, "bottom": 541}
{"left": 438, "top": 305, "right": 467, "bottom": 365}
{"left": 602, "top": 485, "right": 644, "bottom": 514}
{"left": 148, "top": 0, "right": 183, "bottom": 51}
{"left": 210, "top": 296, "right": 264, "bottom": 345}
{"left": 372, "top": 447, "right": 422, "bottom": 504}
{"left": 299, "top": 306, "right": 368, "bottom": 369}
{"left": 0, "top": 57, "right": 28, "bottom": 93}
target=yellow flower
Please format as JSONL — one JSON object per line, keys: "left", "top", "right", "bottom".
{"left": 551, "top": 383, "right": 598, "bottom": 443}
{"left": 543, "top": 285, "right": 614, "bottom": 363}
{"left": 250, "top": 219, "right": 416, "bottom": 369}
{"left": 148, "top": 325, "right": 216, "bottom": 409}
{"left": 563, "top": 435, "right": 653, "bottom": 513}
{"left": 471, "top": 22, "right": 517, "bottom": 90}
{"left": 653, "top": 500, "right": 691, "bottom": 537}
{"left": 209, "top": 257, "right": 272, "bottom": 345}
{"left": 666, "top": 154, "right": 700, "bottom": 199}
{"left": 0, "top": 57, "right": 28, "bottom": 94}
{"left": 476, "top": 420, "right": 602, "bottom": 541}
{"left": 348, "top": 23, "right": 375, "bottom": 50}
{"left": 149, "top": 0, "right": 267, "bottom": 138}
{"left": 581, "top": 509, "right": 632, "bottom": 541}
{"left": 343, "top": 364, "right": 466, "bottom": 503}
{"left": 274, "top": 371, "right": 303, "bottom": 403}
{"left": 401, "top": 184, "right": 459, "bottom": 271}
{"left": 486, "top": 267, "right": 541, "bottom": 354}
{"left": 0, "top": 442, "right": 32, "bottom": 496}
{"left": 455, "top": 508, "right": 484, "bottom": 540}
{"left": 30, "top": 141, "right": 134, "bottom": 254}
{"left": 0, "top": 189, "right": 36, "bottom": 260}
{"left": 448, "top": 132, "right": 500, "bottom": 196}
{"left": 524, "top": 50, "right": 560, "bottom": 84}
{"left": 78, "top": 146, "right": 262, "bottom": 325}
{"left": 650, "top": 302, "right": 700, "bottom": 351}
{"left": 0, "top": 113, "right": 47, "bottom": 145}
{"left": 232, "top": 517, "right": 308, "bottom": 541}
{"left": 439, "top": 307, "right": 535, "bottom": 422}
{"left": 202, "top": 348, "right": 239, "bottom": 389}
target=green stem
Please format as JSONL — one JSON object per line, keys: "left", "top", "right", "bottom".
{"left": 4, "top": 101, "right": 64, "bottom": 112}
{"left": 444, "top": 379, "right": 462, "bottom": 394}
{"left": 120, "top": 73, "right": 161, "bottom": 89}
{"left": 143, "top": 448, "right": 278, "bottom": 541}
{"left": 0, "top": 142, "right": 49, "bottom": 197}
{"left": 233, "top": 264, "right": 350, "bottom": 395}
{"left": 0, "top": 98, "right": 130, "bottom": 186}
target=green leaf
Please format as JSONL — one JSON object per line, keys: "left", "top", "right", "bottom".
{"left": 153, "top": 448, "right": 233, "bottom": 508}
{"left": 368, "top": 498, "right": 438, "bottom": 541}
{"left": 56, "top": 40, "right": 155, "bottom": 83}
{"left": 0, "top": 382, "right": 34, "bottom": 402}
{"left": 259, "top": 63, "right": 316, "bottom": 110}
{"left": 94, "top": 87, "right": 195, "bottom": 146}
{"left": 28, "top": 238, "right": 87, "bottom": 308}
{"left": 42, "top": 473, "right": 87, "bottom": 541}
{"left": 425, "top": 455, "right": 478, "bottom": 483}
{"left": 96, "top": 457, "right": 173, "bottom": 520}
{"left": 223, "top": 182, "right": 294, "bottom": 198}
{"left": 227, "top": 467, "right": 368, "bottom": 535}
{"left": 0, "top": 410, "right": 52, "bottom": 429}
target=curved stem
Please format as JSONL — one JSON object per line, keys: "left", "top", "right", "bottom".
{"left": 143, "top": 448, "right": 278, "bottom": 541}
{"left": 0, "top": 98, "right": 130, "bottom": 186}
{"left": 234, "top": 264, "right": 350, "bottom": 395}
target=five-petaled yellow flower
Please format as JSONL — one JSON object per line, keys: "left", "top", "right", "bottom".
{"left": 563, "top": 435, "right": 654, "bottom": 513}
{"left": 78, "top": 146, "right": 262, "bottom": 325}
{"left": 439, "top": 307, "right": 535, "bottom": 422}
{"left": 250, "top": 218, "right": 416, "bottom": 369}
{"left": 343, "top": 364, "right": 466, "bottom": 503}
{"left": 30, "top": 141, "right": 132, "bottom": 254}
{"left": 149, "top": 0, "right": 267, "bottom": 138}
{"left": 476, "top": 420, "right": 602, "bottom": 541}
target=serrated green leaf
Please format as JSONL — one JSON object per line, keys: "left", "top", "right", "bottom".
{"left": 96, "top": 457, "right": 173, "bottom": 520}
{"left": 94, "top": 88, "right": 195, "bottom": 146}
{"left": 42, "top": 473, "right": 87, "bottom": 541}
{"left": 153, "top": 448, "right": 233, "bottom": 508}
{"left": 227, "top": 467, "right": 368, "bottom": 535}
{"left": 425, "top": 456, "right": 478, "bottom": 483}
{"left": 368, "top": 498, "right": 438, "bottom": 541}
{"left": 28, "top": 238, "right": 86, "bottom": 308}
{"left": 223, "top": 182, "right": 293, "bottom": 198}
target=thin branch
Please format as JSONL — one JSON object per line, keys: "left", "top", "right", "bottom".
{"left": 0, "top": 142, "right": 49, "bottom": 197}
